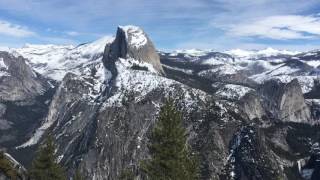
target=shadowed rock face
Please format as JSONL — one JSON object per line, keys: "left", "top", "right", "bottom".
{"left": 103, "top": 26, "right": 164, "bottom": 75}
{"left": 0, "top": 52, "right": 48, "bottom": 102}
{"left": 258, "top": 79, "right": 311, "bottom": 123}
{"left": 47, "top": 73, "right": 100, "bottom": 170}
{"left": 239, "top": 92, "right": 266, "bottom": 121}
{"left": 0, "top": 51, "right": 54, "bottom": 161}
{"left": 280, "top": 79, "right": 311, "bottom": 123}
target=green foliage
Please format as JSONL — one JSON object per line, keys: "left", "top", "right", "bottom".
{"left": 73, "top": 168, "right": 85, "bottom": 180}
{"left": 0, "top": 152, "right": 19, "bottom": 180}
{"left": 119, "top": 168, "right": 135, "bottom": 180}
{"left": 30, "top": 135, "right": 66, "bottom": 180}
{"left": 141, "top": 100, "right": 199, "bottom": 180}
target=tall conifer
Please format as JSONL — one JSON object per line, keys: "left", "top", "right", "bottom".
{"left": 30, "top": 135, "right": 66, "bottom": 180}
{"left": 142, "top": 100, "right": 199, "bottom": 180}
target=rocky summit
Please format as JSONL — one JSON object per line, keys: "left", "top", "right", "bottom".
{"left": 0, "top": 25, "right": 319, "bottom": 180}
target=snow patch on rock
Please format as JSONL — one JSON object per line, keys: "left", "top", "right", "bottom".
{"left": 216, "top": 84, "right": 253, "bottom": 100}
{"left": 119, "top": 25, "right": 147, "bottom": 49}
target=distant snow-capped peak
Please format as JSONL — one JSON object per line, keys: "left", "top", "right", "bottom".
{"left": 15, "top": 36, "right": 114, "bottom": 81}
{"left": 257, "top": 47, "right": 300, "bottom": 56}
{"left": 171, "top": 49, "right": 212, "bottom": 57}
{"left": 225, "top": 48, "right": 300, "bottom": 58}
{"left": 168, "top": 47, "right": 300, "bottom": 59}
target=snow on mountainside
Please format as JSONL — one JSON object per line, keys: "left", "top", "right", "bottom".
{"left": 15, "top": 36, "right": 114, "bottom": 81}
{"left": 0, "top": 35, "right": 318, "bottom": 97}
{"left": 1, "top": 25, "right": 319, "bottom": 180}
{"left": 0, "top": 37, "right": 317, "bottom": 98}
{"left": 103, "top": 57, "right": 206, "bottom": 109}
{"left": 17, "top": 25, "right": 170, "bottom": 149}
{"left": 0, "top": 57, "right": 10, "bottom": 77}
{"left": 16, "top": 25, "right": 235, "bottom": 180}
{"left": 162, "top": 47, "right": 319, "bottom": 95}
{"left": 13, "top": 37, "right": 115, "bottom": 149}
{"left": 225, "top": 47, "right": 300, "bottom": 58}
{"left": 119, "top": 25, "right": 148, "bottom": 48}
{"left": 169, "top": 47, "right": 300, "bottom": 59}
{"left": 170, "top": 49, "right": 212, "bottom": 57}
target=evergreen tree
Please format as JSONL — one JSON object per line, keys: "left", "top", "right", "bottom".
{"left": 73, "top": 168, "right": 85, "bottom": 180}
{"left": 119, "top": 168, "right": 135, "bottom": 180}
{"left": 30, "top": 135, "right": 66, "bottom": 180}
{"left": 0, "top": 151, "right": 19, "bottom": 180}
{"left": 141, "top": 100, "right": 199, "bottom": 180}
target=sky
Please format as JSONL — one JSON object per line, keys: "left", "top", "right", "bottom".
{"left": 0, "top": 0, "right": 320, "bottom": 51}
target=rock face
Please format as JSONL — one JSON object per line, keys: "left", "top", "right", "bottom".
{"left": 221, "top": 126, "right": 283, "bottom": 180}
{"left": 239, "top": 79, "right": 311, "bottom": 123}
{"left": 16, "top": 73, "right": 100, "bottom": 149}
{"left": 280, "top": 79, "right": 311, "bottom": 122}
{"left": 103, "top": 26, "right": 164, "bottom": 75}
{"left": 0, "top": 52, "right": 47, "bottom": 102}
{"left": 239, "top": 92, "right": 266, "bottom": 121}
{"left": 0, "top": 51, "right": 54, "bottom": 161}
{"left": 258, "top": 79, "right": 311, "bottom": 123}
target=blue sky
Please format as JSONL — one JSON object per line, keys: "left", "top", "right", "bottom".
{"left": 0, "top": 0, "right": 320, "bottom": 51}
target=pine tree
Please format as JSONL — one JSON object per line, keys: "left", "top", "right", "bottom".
{"left": 73, "top": 168, "right": 85, "bottom": 180}
{"left": 30, "top": 135, "right": 66, "bottom": 180}
{"left": 0, "top": 151, "right": 19, "bottom": 180}
{"left": 119, "top": 168, "right": 135, "bottom": 180}
{"left": 141, "top": 100, "right": 199, "bottom": 180}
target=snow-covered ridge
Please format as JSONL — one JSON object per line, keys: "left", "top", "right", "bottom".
{"left": 0, "top": 58, "right": 8, "bottom": 70}
{"left": 163, "top": 47, "right": 319, "bottom": 94}
{"left": 14, "top": 36, "right": 114, "bottom": 81}
{"left": 171, "top": 49, "right": 212, "bottom": 57}
{"left": 0, "top": 33, "right": 318, "bottom": 96}
{"left": 0, "top": 46, "right": 10, "bottom": 52}
{"left": 225, "top": 47, "right": 300, "bottom": 58}
{"left": 216, "top": 84, "right": 253, "bottom": 100}
{"left": 167, "top": 48, "right": 299, "bottom": 58}
{"left": 103, "top": 56, "right": 207, "bottom": 110}
{"left": 0, "top": 57, "right": 10, "bottom": 77}
{"left": 119, "top": 25, "right": 148, "bottom": 49}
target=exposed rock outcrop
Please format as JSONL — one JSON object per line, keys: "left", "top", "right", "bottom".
{"left": 103, "top": 25, "right": 164, "bottom": 76}
{"left": 239, "top": 92, "right": 266, "bottom": 121}
{"left": 0, "top": 52, "right": 54, "bottom": 160}
{"left": 16, "top": 72, "right": 101, "bottom": 149}
{"left": 280, "top": 79, "right": 311, "bottom": 122}
{"left": 0, "top": 52, "right": 48, "bottom": 102}
{"left": 259, "top": 79, "right": 311, "bottom": 123}
{"left": 222, "top": 126, "right": 283, "bottom": 180}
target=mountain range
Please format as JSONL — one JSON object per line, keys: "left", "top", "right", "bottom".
{"left": 0, "top": 25, "right": 319, "bottom": 180}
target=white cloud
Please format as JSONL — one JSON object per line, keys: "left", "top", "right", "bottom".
{"left": 0, "top": 20, "right": 36, "bottom": 37}
{"left": 66, "top": 31, "right": 80, "bottom": 36}
{"left": 227, "top": 15, "right": 320, "bottom": 40}
{"left": 38, "top": 36, "right": 78, "bottom": 45}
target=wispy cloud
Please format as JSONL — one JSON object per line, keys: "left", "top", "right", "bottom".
{"left": 0, "top": 20, "right": 36, "bottom": 37}
{"left": 0, "top": 0, "right": 319, "bottom": 50}
{"left": 38, "top": 36, "right": 78, "bottom": 45}
{"left": 227, "top": 15, "right": 320, "bottom": 40}
{"left": 65, "top": 31, "right": 81, "bottom": 36}
{"left": 0, "top": 19, "right": 78, "bottom": 46}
